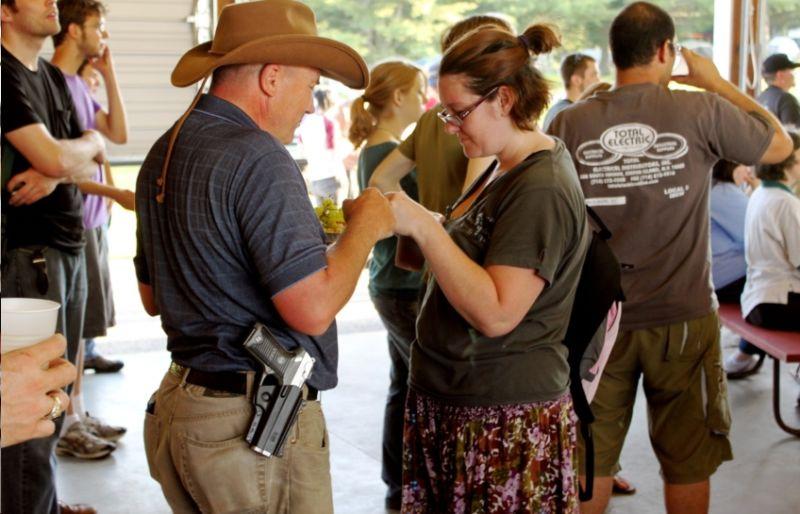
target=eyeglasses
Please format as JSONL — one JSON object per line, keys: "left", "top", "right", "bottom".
{"left": 437, "top": 86, "right": 499, "bottom": 127}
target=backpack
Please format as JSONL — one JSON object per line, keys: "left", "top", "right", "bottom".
{"left": 564, "top": 205, "right": 625, "bottom": 501}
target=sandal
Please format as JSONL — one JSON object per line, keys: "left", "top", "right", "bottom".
{"left": 612, "top": 475, "right": 637, "bottom": 495}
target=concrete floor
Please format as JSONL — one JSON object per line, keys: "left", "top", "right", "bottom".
{"left": 55, "top": 259, "right": 800, "bottom": 513}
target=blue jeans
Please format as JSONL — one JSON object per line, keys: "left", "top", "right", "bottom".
{"left": 1, "top": 245, "right": 87, "bottom": 514}
{"left": 85, "top": 338, "right": 98, "bottom": 359}
{"left": 370, "top": 292, "right": 419, "bottom": 505}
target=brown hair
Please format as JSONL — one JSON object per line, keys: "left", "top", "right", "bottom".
{"left": 439, "top": 24, "right": 561, "bottom": 130}
{"left": 53, "top": 0, "right": 106, "bottom": 47}
{"left": 348, "top": 61, "right": 423, "bottom": 148}
{"left": 757, "top": 131, "right": 800, "bottom": 181}
{"left": 440, "top": 14, "right": 514, "bottom": 53}
{"left": 560, "top": 53, "right": 595, "bottom": 89}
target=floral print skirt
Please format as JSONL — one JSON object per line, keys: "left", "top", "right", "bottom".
{"left": 402, "top": 390, "right": 579, "bottom": 514}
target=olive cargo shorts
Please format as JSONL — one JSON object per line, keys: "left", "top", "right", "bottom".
{"left": 144, "top": 368, "right": 333, "bottom": 514}
{"left": 581, "top": 311, "right": 733, "bottom": 484}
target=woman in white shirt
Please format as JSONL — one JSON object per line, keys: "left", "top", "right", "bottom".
{"left": 725, "top": 132, "right": 800, "bottom": 372}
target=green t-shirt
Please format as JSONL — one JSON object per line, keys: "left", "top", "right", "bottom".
{"left": 398, "top": 106, "right": 468, "bottom": 214}
{"left": 411, "top": 140, "right": 589, "bottom": 406}
{"left": 358, "top": 141, "right": 423, "bottom": 298}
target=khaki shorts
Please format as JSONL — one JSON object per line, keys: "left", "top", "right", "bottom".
{"left": 580, "top": 311, "right": 733, "bottom": 484}
{"left": 144, "top": 367, "right": 333, "bottom": 514}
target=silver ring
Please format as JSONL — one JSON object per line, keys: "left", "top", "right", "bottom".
{"left": 46, "top": 393, "right": 63, "bottom": 420}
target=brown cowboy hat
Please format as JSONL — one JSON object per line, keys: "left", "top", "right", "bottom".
{"left": 171, "top": 0, "right": 368, "bottom": 89}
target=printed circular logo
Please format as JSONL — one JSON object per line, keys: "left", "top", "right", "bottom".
{"left": 575, "top": 123, "right": 689, "bottom": 166}
{"left": 600, "top": 123, "right": 657, "bottom": 155}
{"left": 575, "top": 140, "right": 622, "bottom": 166}
{"left": 642, "top": 132, "right": 689, "bottom": 160}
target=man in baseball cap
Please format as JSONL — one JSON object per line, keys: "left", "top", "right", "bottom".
{"left": 134, "top": 2, "right": 394, "bottom": 512}
{"left": 757, "top": 53, "right": 800, "bottom": 128}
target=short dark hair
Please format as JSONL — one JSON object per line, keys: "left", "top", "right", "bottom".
{"left": 757, "top": 132, "right": 800, "bottom": 181}
{"left": 712, "top": 160, "right": 739, "bottom": 184}
{"left": 610, "top": 1, "right": 675, "bottom": 70}
{"left": 53, "top": 0, "right": 105, "bottom": 47}
{"left": 560, "top": 53, "right": 595, "bottom": 89}
{"left": 1, "top": 0, "right": 17, "bottom": 8}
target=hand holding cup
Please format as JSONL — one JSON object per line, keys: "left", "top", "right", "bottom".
{"left": 1, "top": 334, "right": 76, "bottom": 447}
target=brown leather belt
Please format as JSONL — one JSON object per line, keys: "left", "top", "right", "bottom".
{"left": 169, "top": 362, "right": 318, "bottom": 400}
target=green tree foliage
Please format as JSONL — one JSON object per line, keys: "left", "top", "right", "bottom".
{"left": 307, "top": 0, "right": 477, "bottom": 64}
{"left": 766, "top": 0, "right": 800, "bottom": 36}
{"left": 305, "top": 0, "right": 798, "bottom": 68}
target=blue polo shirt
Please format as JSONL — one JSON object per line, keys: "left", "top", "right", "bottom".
{"left": 710, "top": 182, "right": 748, "bottom": 290}
{"left": 135, "top": 94, "right": 337, "bottom": 389}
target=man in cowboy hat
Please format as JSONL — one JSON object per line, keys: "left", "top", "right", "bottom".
{"left": 134, "top": 1, "right": 393, "bottom": 512}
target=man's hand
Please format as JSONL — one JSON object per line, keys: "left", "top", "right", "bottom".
{"left": 672, "top": 48, "right": 724, "bottom": 91}
{"left": 84, "top": 129, "right": 107, "bottom": 164}
{"left": 90, "top": 46, "right": 113, "bottom": 78}
{"left": 6, "top": 169, "right": 62, "bottom": 206}
{"left": 1, "top": 335, "right": 77, "bottom": 448}
{"left": 342, "top": 187, "right": 395, "bottom": 241}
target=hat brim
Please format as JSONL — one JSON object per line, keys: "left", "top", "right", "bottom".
{"left": 171, "top": 34, "right": 368, "bottom": 89}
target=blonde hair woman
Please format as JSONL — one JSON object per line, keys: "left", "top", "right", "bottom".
{"left": 349, "top": 60, "right": 427, "bottom": 510}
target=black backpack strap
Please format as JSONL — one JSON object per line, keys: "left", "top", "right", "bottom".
{"left": 580, "top": 420, "right": 595, "bottom": 501}
{"left": 570, "top": 370, "right": 596, "bottom": 501}
{"left": 586, "top": 205, "right": 612, "bottom": 240}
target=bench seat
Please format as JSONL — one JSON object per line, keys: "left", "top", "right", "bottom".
{"left": 718, "top": 303, "right": 800, "bottom": 437}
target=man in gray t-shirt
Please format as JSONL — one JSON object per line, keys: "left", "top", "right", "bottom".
{"left": 549, "top": 3, "right": 791, "bottom": 513}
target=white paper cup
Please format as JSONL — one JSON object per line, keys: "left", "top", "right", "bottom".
{"left": 1, "top": 298, "right": 60, "bottom": 354}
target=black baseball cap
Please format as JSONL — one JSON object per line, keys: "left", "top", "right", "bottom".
{"left": 762, "top": 53, "right": 800, "bottom": 74}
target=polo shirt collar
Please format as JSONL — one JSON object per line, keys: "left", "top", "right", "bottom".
{"left": 194, "top": 94, "right": 260, "bottom": 130}
{"left": 761, "top": 180, "right": 794, "bottom": 194}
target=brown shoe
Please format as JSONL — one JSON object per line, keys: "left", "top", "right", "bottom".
{"left": 59, "top": 501, "right": 97, "bottom": 514}
{"left": 83, "top": 354, "right": 124, "bottom": 373}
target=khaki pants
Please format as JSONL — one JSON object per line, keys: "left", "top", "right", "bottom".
{"left": 144, "top": 368, "right": 333, "bottom": 514}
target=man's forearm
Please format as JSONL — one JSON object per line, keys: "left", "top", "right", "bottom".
{"left": 56, "top": 131, "right": 105, "bottom": 176}
{"left": 712, "top": 80, "right": 785, "bottom": 135}
{"left": 68, "top": 160, "right": 100, "bottom": 181}
{"left": 102, "top": 70, "right": 128, "bottom": 144}
{"left": 271, "top": 220, "right": 382, "bottom": 337}
{"left": 320, "top": 220, "right": 382, "bottom": 316}
{"left": 77, "top": 180, "right": 135, "bottom": 210}
{"left": 5, "top": 125, "right": 105, "bottom": 178}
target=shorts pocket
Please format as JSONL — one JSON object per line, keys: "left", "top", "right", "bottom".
{"left": 179, "top": 432, "right": 267, "bottom": 514}
{"left": 702, "top": 336, "right": 732, "bottom": 435}
{"left": 667, "top": 315, "right": 715, "bottom": 362}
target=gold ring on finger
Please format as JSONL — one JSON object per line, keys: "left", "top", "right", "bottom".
{"left": 46, "top": 392, "right": 63, "bottom": 420}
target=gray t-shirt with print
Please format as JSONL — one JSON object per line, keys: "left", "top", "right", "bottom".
{"left": 411, "top": 140, "right": 589, "bottom": 406}
{"left": 549, "top": 83, "right": 773, "bottom": 330}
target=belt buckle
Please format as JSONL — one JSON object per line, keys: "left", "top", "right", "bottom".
{"left": 169, "top": 362, "right": 186, "bottom": 377}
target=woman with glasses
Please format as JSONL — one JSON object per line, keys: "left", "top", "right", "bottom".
{"left": 387, "top": 23, "right": 589, "bottom": 513}
{"left": 348, "top": 60, "right": 428, "bottom": 511}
